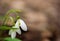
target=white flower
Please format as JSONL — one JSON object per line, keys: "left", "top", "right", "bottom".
{"left": 9, "top": 19, "right": 27, "bottom": 39}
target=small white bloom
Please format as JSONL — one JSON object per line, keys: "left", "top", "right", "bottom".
{"left": 9, "top": 19, "right": 27, "bottom": 39}
{"left": 20, "top": 19, "right": 27, "bottom": 31}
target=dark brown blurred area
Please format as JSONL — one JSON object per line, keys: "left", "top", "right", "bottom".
{"left": 0, "top": 0, "right": 60, "bottom": 41}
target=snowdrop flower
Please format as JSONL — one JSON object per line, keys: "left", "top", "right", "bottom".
{"left": 9, "top": 19, "right": 27, "bottom": 39}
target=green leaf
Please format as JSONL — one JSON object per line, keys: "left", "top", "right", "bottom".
{"left": 0, "top": 26, "right": 11, "bottom": 30}
{"left": 0, "top": 26, "right": 18, "bottom": 30}
{"left": 4, "top": 37, "right": 21, "bottom": 41}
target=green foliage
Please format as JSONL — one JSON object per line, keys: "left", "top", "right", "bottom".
{"left": 3, "top": 9, "right": 21, "bottom": 25}
{"left": 0, "top": 9, "right": 22, "bottom": 41}
{"left": 0, "top": 9, "right": 22, "bottom": 30}
{"left": 4, "top": 37, "right": 21, "bottom": 41}
{"left": 0, "top": 25, "right": 19, "bottom": 30}
{"left": 6, "top": 9, "right": 22, "bottom": 16}
{"left": 0, "top": 26, "right": 11, "bottom": 30}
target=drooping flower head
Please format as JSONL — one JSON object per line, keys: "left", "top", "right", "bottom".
{"left": 3, "top": 9, "right": 28, "bottom": 39}
{"left": 9, "top": 19, "right": 27, "bottom": 39}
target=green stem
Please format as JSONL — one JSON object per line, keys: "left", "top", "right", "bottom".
{"left": 3, "top": 9, "right": 20, "bottom": 25}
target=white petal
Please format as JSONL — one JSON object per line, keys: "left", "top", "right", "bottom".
{"left": 14, "top": 20, "right": 20, "bottom": 28}
{"left": 11, "top": 31, "right": 16, "bottom": 39}
{"left": 9, "top": 29, "right": 13, "bottom": 35}
{"left": 20, "top": 19, "right": 27, "bottom": 31}
{"left": 16, "top": 29, "right": 21, "bottom": 35}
